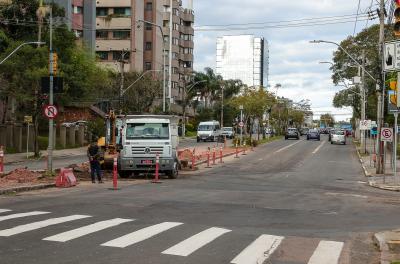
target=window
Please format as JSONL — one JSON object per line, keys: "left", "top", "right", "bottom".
{"left": 173, "top": 8, "right": 179, "bottom": 16}
{"left": 145, "top": 23, "right": 153, "bottom": 30}
{"left": 145, "top": 2, "right": 153, "bottom": 11}
{"left": 113, "top": 51, "right": 130, "bottom": 61}
{"left": 145, "top": 62, "right": 152, "bottom": 71}
{"left": 145, "top": 42, "right": 152, "bottom": 51}
{"left": 172, "top": 67, "right": 179, "bottom": 74}
{"left": 96, "top": 30, "right": 108, "bottom": 39}
{"left": 126, "top": 123, "right": 169, "bottom": 140}
{"left": 73, "top": 6, "right": 83, "bottom": 14}
{"left": 172, "top": 52, "right": 178, "bottom": 59}
{"left": 96, "top": 7, "right": 108, "bottom": 16}
{"left": 163, "top": 21, "right": 170, "bottom": 27}
{"left": 172, "top": 38, "right": 179, "bottom": 45}
{"left": 96, "top": 51, "right": 108, "bottom": 61}
{"left": 173, "top": 23, "right": 179, "bottom": 30}
{"left": 113, "top": 31, "right": 130, "bottom": 39}
{"left": 113, "top": 7, "right": 131, "bottom": 16}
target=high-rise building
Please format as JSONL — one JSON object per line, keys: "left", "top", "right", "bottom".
{"left": 216, "top": 35, "right": 269, "bottom": 88}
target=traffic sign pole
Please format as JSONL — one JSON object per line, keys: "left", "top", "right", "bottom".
{"left": 48, "top": 7, "right": 54, "bottom": 174}
{"left": 395, "top": 113, "right": 398, "bottom": 185}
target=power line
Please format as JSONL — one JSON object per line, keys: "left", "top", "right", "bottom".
{"left": 353, "top": 0, "right": 362, "bottom": 36}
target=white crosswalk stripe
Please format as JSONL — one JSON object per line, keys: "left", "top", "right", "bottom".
{"left": 0, "top": 209, "right": 11, "bottom": 213}
{"left": 0, "top": 215, "right": 91, "bottom": 237}
{"left": 307, "top": 240, "right": 344, "bottom": 264}
{"left": 43, "top": 218, "right": 134, "bottom": 242}
{"left": 101, "top": 222, "right": 183, "bottom": 248}
{"left": 230, "top": 234, "right": 284, "bottom": 264}
{"left": 0, "top": 211, "right": 50, "bottom": 222}
{"left": 162, "top": 227, "right": 232, "bottom": 257}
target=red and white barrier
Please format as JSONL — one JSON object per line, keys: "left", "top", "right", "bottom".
{"left": 55, "top": 168, "right": 77, "bottom": 188}
{"left": 212, "top": 146, "right": 216, "bottom": 165}
{"left": 0, "top": 146, "right": 4, "bottom": 174}
{"left": 219, "top": 147, "right": 223, "bottom": 164}
{"left": 206, "top": 149, "right": 212, "bottom": 168}
{"left": 192, "top": 149, "right": 196, "bottom": 171}
{"left": 242, "top": 143, "right": 247, "bottom": 155}
{"left": 113, "top": 157, "right": 118, "bottom": 190}
{"left": 235, "top": 143, "right": 239, "bottom": 159}
{"left": 152, "top": 153, "right": 161, "bottom": 183}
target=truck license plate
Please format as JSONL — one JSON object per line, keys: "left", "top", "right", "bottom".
{"left": 141, "top": 160, "right": 153, "bottom": 165}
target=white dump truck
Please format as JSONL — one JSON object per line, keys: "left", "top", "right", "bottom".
{"left": 117, "top": 115, "right": 180, "bottom": 179}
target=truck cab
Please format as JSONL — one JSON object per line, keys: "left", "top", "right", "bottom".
{"left": 117, "top": 115, "right": 179, "bottom": 179}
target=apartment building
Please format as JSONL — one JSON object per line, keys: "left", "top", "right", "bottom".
{"left": 94, "top": 0, "right": 194, "bottom": 106}
{"left": 216, "top": 35, "right": 269, "bottom": 88}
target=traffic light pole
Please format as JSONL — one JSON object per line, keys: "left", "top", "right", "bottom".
{"left": 377, "top": 0, "right": 385, "bottom": 174}
{"left": 47, "top": 5, "right": 54, "bottom": 173}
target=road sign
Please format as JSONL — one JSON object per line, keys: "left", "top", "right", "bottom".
{"left": 239, "top": 121, "right": 244, "bottom": 127}
{"left": 384, "top": 41, "right": 400, "bottom": 72}
{"left": 24, "top": 115, "right": 32, "bottom": 123}
{"left": 43, "top": 105, "right": 58, "bottom": 119}
{"left": 381, "top": 127, "right": 393, "bottom": 142}
{"left": 360, "top": 120, "right": 372, "bottom": 130}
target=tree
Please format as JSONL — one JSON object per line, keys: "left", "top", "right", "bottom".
{"left": 320, "top": 113, "right": 335, "bottom": 127}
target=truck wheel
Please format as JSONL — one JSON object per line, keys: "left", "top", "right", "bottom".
{"left": 167, "top": 161, "right": 179, "bottom": 179}
{"left": 118, "top": 171, "right": 130, "bottom": 178}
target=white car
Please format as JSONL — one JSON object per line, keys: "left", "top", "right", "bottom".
{"left": 221, "top": 127, "right": 235, "bottom": 139}
{"left": 331, "top": 130, "right": 346, "bottom": 145}
{"left": 197, "top": 121, "right": 222, "bottom": 142}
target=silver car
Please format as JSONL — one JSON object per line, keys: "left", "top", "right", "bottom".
{"left": 221, "top": 127, "right": 235, "bottom": 139}
{"left": 330, "top": 130, "right": 346, "bottom": 145}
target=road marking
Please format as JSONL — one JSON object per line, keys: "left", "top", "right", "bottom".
{"left": 312, "top": 141, "right": 326, "bottom": 154}
{"left": 0, "top": 211, "right": 50, "bottom": 222}
{"left": 101, "top": 222, "right": 183, "bottom": 248}
{"left": 43, "top": 218, "right": 133, "bottom": 242}
{"left": 307, "top": 240, "right": 344, "bottom": 264}
{"left": 325, "top": 192, "right": 368, "bottom": 199}
{"left": 0, "top": 215, "right": 91, "bottom": 237}
{"left": 162, "top": 227, "right": 231, "bottom": 256}
{"left": 231, "top": 234, "right": 284, "bottom": 264}
{"left": 0, "top": 209, "right": 11, "bottom": 213}
{"left": 275, "top": 141, "right": 302, "bottom": 153}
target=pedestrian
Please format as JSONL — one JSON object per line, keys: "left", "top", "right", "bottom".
{"left": 87, "top": 137, "right": 103, "bottom": 184}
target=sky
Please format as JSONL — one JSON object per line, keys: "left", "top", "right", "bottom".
{"left": 186, "top": 0, "right": 382, "bottom": 121}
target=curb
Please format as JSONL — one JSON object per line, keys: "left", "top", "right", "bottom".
{"left": 355, "top": 146, "right": 372, "bottom": 177}
{"left": 0, "top": 183, "right": 56, "bottom": 195}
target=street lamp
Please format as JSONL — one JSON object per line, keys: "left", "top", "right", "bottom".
{"left": 137, "top": 19, "right": 167, "bottom": 112}
{"left": 0, "top": 41, "right": 45, "bottom": 65}
{"left": 182, "top": 80, "right": 207, "bottom": 137}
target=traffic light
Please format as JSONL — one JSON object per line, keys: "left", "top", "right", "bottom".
{"left": 389, "top": 80, "right": 400, "bottom": 107}
{"left": 49, "top": 52, "right": 58, "bottom": 76}
{"left": 390, "top": 80, "right": 397, "bottom": 90}
{"left": 394, "top": 0, "right": 400, "bottom": 36}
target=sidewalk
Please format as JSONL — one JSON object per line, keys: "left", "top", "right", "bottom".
{"left": 356, "top": 137, "right": 400, "bottom": 191}
{"left": 4, "top": 147, "right": 87, "bottom": 165}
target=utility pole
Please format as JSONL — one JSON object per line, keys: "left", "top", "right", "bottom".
{"left": 168, "top": 0, "right": 173, "bottom": 111}
{"left": 118, "top": 49, "right": 129, "bottom": 114}
{"left": 361, "top": 51, "right": 366, "bottom": 154}
{"left": 221, "top": 85, "right": 224, "bottom": 128}
{"left": 47, "top": 4, "right": 53, "bottom": 173}
{"left": 377, "top": 0, "right": 385, "bottom": 174}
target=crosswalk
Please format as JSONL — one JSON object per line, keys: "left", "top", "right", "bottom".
{"left": 0, "top": 208, "right": 345, "bottom": 264}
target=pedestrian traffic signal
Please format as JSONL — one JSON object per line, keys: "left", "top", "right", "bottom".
{"left": 394, "top": 0, "right": 400, "bottom": 36}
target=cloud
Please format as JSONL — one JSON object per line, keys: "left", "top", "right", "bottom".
{"left": 192, "top": 0, "right": 378, "bottom": 121}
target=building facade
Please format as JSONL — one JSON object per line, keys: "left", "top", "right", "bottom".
{"left": 216, "top": 35, "right": 269, "bottom": 88}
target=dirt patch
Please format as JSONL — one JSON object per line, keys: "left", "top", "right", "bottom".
{"left": 0, "top": 169, "right": 53, "bottom": 189}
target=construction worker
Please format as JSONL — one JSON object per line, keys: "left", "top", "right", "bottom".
{"left": 87, "top": 137, "right": 103, "bottom": 184}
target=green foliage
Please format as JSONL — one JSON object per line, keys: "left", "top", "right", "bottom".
{"left": 87, "top": 117, "right": 105, "bottom": 139}
{"left": 320, "top": 113, "right": 335, "bottom": 127}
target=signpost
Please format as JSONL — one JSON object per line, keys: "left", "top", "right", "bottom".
{"left": 239, "top": 105, "right": 244, "bottom": 145}
{"left": 24, "top": 116, "right": 32, "bottom": 158}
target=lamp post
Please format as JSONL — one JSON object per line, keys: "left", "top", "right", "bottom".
{"left": 0, "top": 41, "right": 45, "bottom": 65}
{"left": 137, "top": 19, "right": 166, "bottom": 112}
{"left": 182, "top": 80, "right": 207, "bottom": 137}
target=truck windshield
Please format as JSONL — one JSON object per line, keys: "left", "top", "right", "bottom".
{"left": 126, "top": 123, "right": 169, "bottom": 140}
{"left": 198, "top": 125, "right": 213, "bottom": 131}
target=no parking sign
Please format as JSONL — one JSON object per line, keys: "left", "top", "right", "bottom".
{"left": 381, "top": 127, "right": 393, "bottom": 142}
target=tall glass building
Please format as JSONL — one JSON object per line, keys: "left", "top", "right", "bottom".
{"left": 216, "top": 35, "right": 269, "bottom": 88}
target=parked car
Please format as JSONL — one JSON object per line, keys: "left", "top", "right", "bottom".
{"left": 331, "top": 130, "right": 346, "bottom": 145}
{"left": 328, "top": 129, "right": 335, "bottom": 141}
{"left": 285, "top": 128, "right": 300, "bottom": 140}
{"left": 300, "top": 127, "right": 309, "bottom": 136}
{"left": 221, "top": 127, "right": 235, "bottom": 139}
{"left": 197, "top": 121, "right": 222, "bottom": 142}
{"left": 265, "top": 127, "right": 275, "bottom": 136}
{"left": 307, "top": 129, "right": 320, "bottom": 141}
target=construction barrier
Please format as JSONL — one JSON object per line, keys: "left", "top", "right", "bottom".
{"left": 219, "top": 147, "right": 223, "bottom": 163}
{"left": 0, "top": 146, "right": 3, "bottom": 175}
{"left": 113, "top": 157, "right": 118, "bottom": 190}
{"left": 206, "top": 149, "right": 212, "bottom": 168}
{"left": 152, "top": 153, "right": 161, "bottom": 183}
{"left": 242, "top": 143, "right": 247, "bottom": 155}
{"left": 212, "top": 146, "right": 216, "bottom": 165}
{"left": 192, "top": 149, "right": 196, "bottom": 170}
{"left": 55, "top": 168, "right": 77, "bottom": 188}
{"left": 235, "top": 144, "right": 239, "bottom": 159}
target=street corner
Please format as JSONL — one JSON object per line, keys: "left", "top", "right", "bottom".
{"left": 374, "top": 230, "right": 400, "bottom": 264}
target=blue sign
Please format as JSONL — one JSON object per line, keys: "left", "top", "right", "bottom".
{"left": 371, "top": 127, "right": 378, "bottom": 136}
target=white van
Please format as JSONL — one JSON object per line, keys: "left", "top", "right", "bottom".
{"left": 197, "top": 121, "right": 222, "bottom": 142}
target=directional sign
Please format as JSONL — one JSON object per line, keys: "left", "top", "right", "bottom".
{"left": 384, "top": 41, "right": 400, "bottom": 72}
{"left": 381, "top": 127, "right": 393, "bottom": 142}
{"left": 43, "top": 105, "right": 58, "bottom": 119}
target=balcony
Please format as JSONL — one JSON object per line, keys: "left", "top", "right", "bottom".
{"left": 181, "top": 26, "right": 194, "bottom": 35}
{"left": 96, "top": 17, "right": 131, "bottom": 30}
{"left": 181, "top": 11, "right": 194, "bottom": 22}
{"left": 96, "top": 39, "right": 131, "bottom": 51}
{"left": 96, "top": 0, "right": 131, "bottom": 7}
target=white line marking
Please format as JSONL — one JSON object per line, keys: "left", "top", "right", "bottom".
{"left": 0, "top": 215, "right": 91, "bottom": 237}
{"left": 275, "top": 140, "right": 302, "bottom": 153}
{"left": 231, "top": 234, "right": 284, "bottom": 264}
{"left": 43, "top": 218, "right": 133, "bottom": 242}
{"left": 162, "top": 227, "right": 231, "bottom": 256}
{"left": 312, "top": 140, "right": 326, "bottom": 154}
{"left": 307, "top": 240, "right": 344, "bottom": 264}
{"left": 325, "top": 192, "right": 368, "bottom": 199}
{"left": 101, "top": 222, "right": 183, "bottom": 248}
{"left": 0, "top": 211, "right": 50, "bottom": 222}
{"left": 0, "top": 209, "right": 11, "bottom": 213}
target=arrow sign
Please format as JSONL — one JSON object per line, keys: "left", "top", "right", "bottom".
{"left": 43, "top": 105, "right": 58, "bottom": 119}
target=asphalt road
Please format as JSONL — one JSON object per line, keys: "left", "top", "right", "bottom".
{"left": 4, "top": 137, "right": 227, "bottom": 173}
{"left": 1, "top": 135, "right": 399, "bottom": 264}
